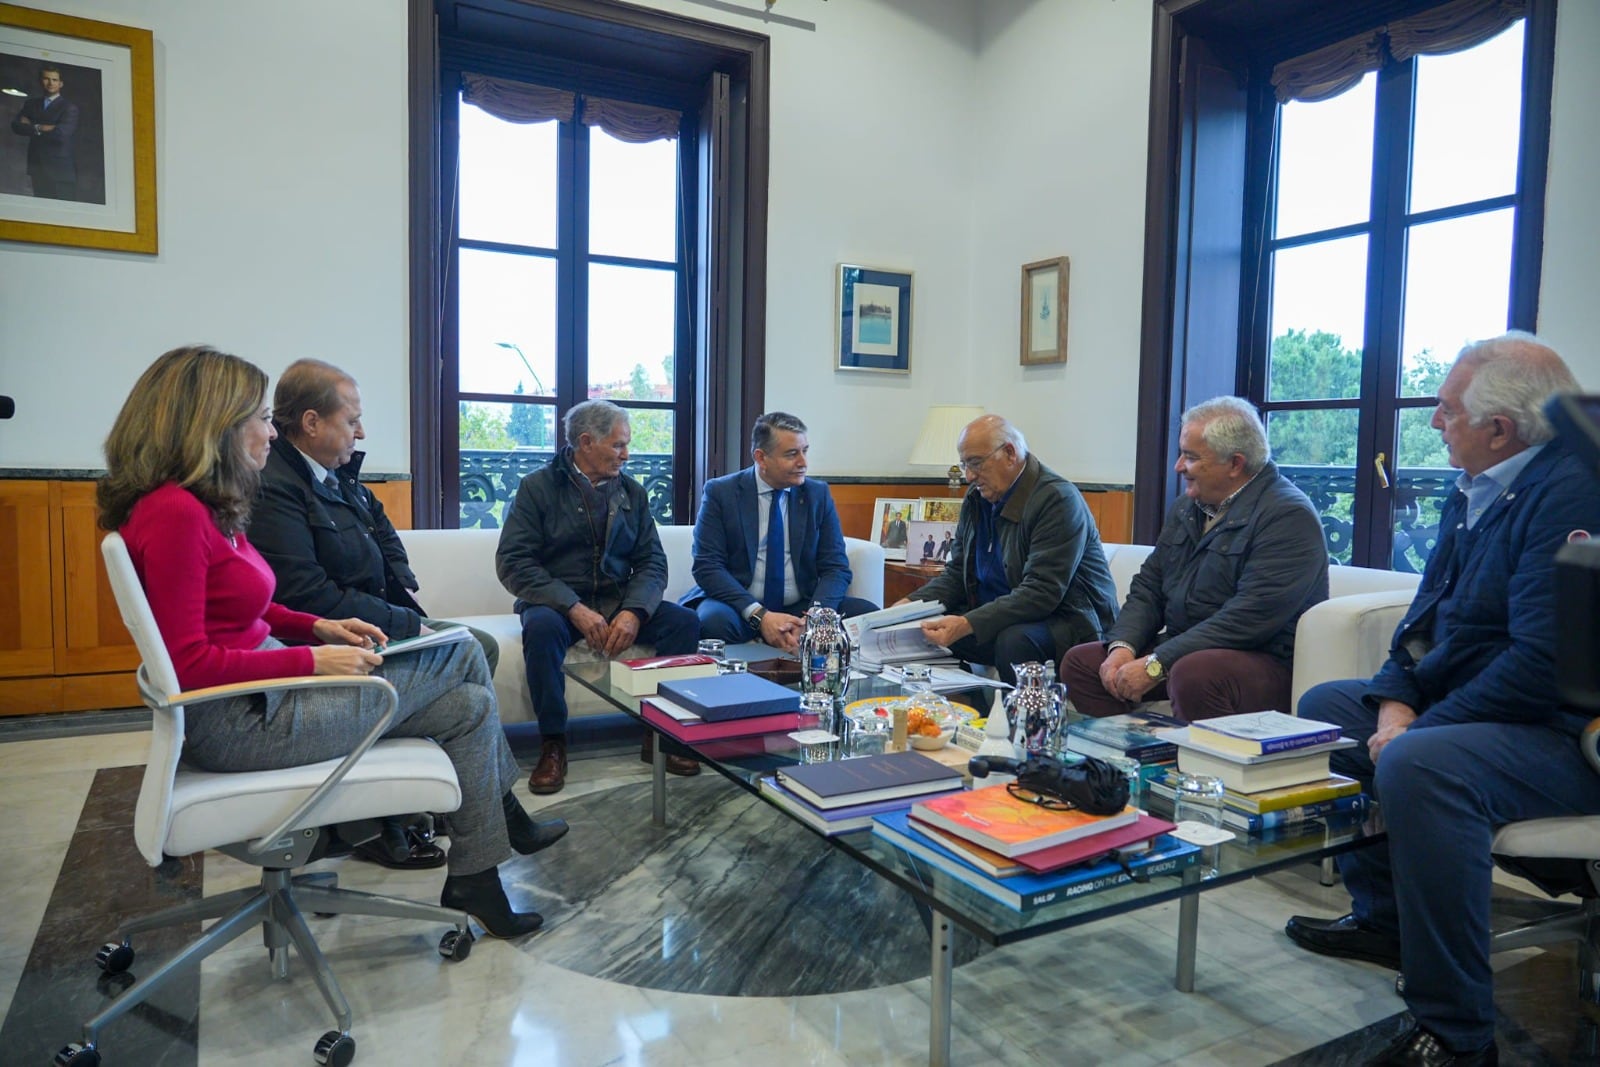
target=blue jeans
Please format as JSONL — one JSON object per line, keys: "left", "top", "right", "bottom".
{"left": 694, "top": 595, "right": 880, "bottom": 645}
{"left": 1301, "top": 679, "right": 1600, "bottom": 1050}
{"left": 519, "top": 601, "right": 699, "bottom": 737}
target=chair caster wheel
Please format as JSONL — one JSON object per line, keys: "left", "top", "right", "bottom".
{"left": 313, "top": 1029, "right": 356, "bottom": 1066}
{"left": 55, "top": 1042, "right": 101, "bottom": 1066}
{"left": 439, "top": 928, "right": 474, "bottom": 961}
{"left": 1395, "top": 972, "right": 1406, "bottom": 996}
{"left": 96, "top": 940, "right": 134, "bottom": 975}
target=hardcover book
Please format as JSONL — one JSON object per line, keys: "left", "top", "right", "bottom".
{"left": 873, "top": 810, "right": 1201, "bottom": 911}
{"left": 758, "top": 777, "right": 929, "bottom": 836}
{"left": 1173, "top": 744, "right": 1334, "bottom": 793}
{"left": 1064, "top": 709, "right": 1185, "bottom": 765}
{"left": 1187, "top": 710, "right": 1342, "bottom": 756}
{"left": 910, "top": 783, "right": 1140, "bottom": 858}
{"left": 1221, "top": 774, "right": 1362, "bottom": 815}
{"left": 919, "top": 811, "right": 1176, "bottom": 876}
{"left": 1158, "top": 726, "right": 1356, "bottom": 765}
{"left": 774, "top": 751, "right": 963, "bottom": 809}
{"left": 609, "top": 653, "right": 720, "bottom": 696}
{"left": 1221, "top": 794, "right": 1368, "bottom": 832}
{"left": 641, "top": 700, "right": 803, "bottom": 742}
{"left": 657, "top": 673, "right": 800, "bottom": 722}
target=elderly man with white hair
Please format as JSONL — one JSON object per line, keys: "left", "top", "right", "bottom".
{"left": 1060, "top": 394, "right": 1329, "bottom": 721}
{"left": 1286, "top": 332, "right": 1600, "bottom": 1067}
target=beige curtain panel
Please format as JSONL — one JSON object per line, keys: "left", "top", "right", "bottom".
{"left": 1271, "top": 0, "right": 1527, "bottom": 104}
{"left": 580, "top": 96, "right": 682, "bottom": 144}
{"left": 460, "top": 72, "right": 576, "bottom": 125}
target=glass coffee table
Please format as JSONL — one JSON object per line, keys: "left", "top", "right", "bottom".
{"left": 564, "top": 661, "right": 1383, "bottom": 1067}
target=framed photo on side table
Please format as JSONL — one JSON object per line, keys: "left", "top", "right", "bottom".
{"left": 836, "top": 263, "right": 912, "bottom": 373}
{"left": 907, "top": 519, "right": 957, "bottom": 567}
{"left": 1020, "top": 256, "right": 1069, "bottom": 365}
{"left": 919, "top": 497, "right": 962, "bottom": 525}
{"left": 871, "top": 498, "right": 921, "bottom": 562}
{"left": 0, "top": 4, "right": 157, "bottom": 253}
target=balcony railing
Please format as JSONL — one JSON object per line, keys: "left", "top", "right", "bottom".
{"left": 1276, "top": 464, "right": 1457, "bottom": 572}
{"left": 459, "top": 448, "right": 676, "bottom": 529}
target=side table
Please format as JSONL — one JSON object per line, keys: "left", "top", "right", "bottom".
{"left": 883, "top": 560, "right": 945, "bottom": 604}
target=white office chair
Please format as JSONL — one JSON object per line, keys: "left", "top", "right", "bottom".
{"left": 1486, "top": 717, "right": 1600, "bottom": 1012}
{"left": 56, "top": 533, "right": 473, "bottom": 1067}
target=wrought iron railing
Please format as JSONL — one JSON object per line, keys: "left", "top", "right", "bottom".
{"left": 458, "top": 449, "right": 676, "bottom": 529}
{"left": 1276, "top": 464, "right": 1457, "bottom": 572}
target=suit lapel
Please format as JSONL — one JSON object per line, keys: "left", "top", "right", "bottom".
{"left": 739, "top": 469, "right": 760, "bottom": 565}
{"left": 790, "top": 482, "right": 811, "bottom": 568}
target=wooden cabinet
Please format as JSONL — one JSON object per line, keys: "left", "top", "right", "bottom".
{"left": 0, "top": 481, "right": 57, "bottom": 680}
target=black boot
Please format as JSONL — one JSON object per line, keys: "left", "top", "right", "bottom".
{"left": 502, "top": 792, "right": 570, "bottom": 855}
{"left": 440, "top": 866, "right": 544, "bottom": 939}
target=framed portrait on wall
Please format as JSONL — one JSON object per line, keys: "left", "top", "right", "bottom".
{"left": 0, "top": 4, "right": 157, "bottom": 253}
{"left": 836, "top": 263, "right": 912, "bottom": 373}
{"left": 1020, "top": 256, "right": 1069, "bottom": 365}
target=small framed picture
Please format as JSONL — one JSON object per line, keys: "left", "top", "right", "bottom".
{"left": 908, "top": 519, "right": 957, "bottom": 567}
{"left": 919, "top": 497, "right": 962, "bottom": 525}
{"left": 1021, "top": 256, "right": 1070, "bottom": 365}
{"left": 871, "top": 498, "right": 921, "bottom": 561}
{"left": 836, "top": 263, "right": 912, "bottom": 373}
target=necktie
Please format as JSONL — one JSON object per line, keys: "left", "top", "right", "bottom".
{"left": 324, "top": 473, "right": 341, "bottom": 495}
{"left": 763, "top": 489, "right": 786, "bottom": 610}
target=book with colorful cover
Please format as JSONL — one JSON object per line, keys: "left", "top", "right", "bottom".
{"left": 1064, "top": 709, "right": 1185, "bottom": 765}
{"left": 1187, "top": 710, "right": 1342, "bottom": 757}
{"left": 873, "top": 810, "right": 1201, "bottom": 911}
{"left": 774, "top": 751, "right": 963, "bottom": 809}
{"left": 1221, "top": 774, "right": 1362, "bottom": 814}
{"left": 918, "top": 811, "right": 1176, "bottom": 877}
{"left": 758, "top": 777, "right": 925, "bottom": 836}
{"left": 909, "top": 783, "right": 1140, "bottom": 858}
{"left": 640, "top": 699, "right": 803, "bottom": 741}
{"left": 609, "top": 653, "right": 720, "bottom": 696}
{"left": 1146, "top": 776, "right": 1369, "bottom": 832}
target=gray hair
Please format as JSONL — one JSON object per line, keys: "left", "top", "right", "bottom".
{"left": 751, "top": 411, "right": 807, "bottom": 455}
{"left": 564, "top": 398, "right": 628, "bottom": 443}
{"left": 965, "top": 414, "right": 1028, "bottom": 460}
{"left": 1181, "top": 396, "right": 1270, "bottom": 474}
{"left": 1456, "top": 331, "right": 1578, "bottom": 445}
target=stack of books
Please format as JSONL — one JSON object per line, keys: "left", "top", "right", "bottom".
{"left": 1155, "top": 711, "right": 1366, "bottom": 832}
{"left": 1063, "top": 708, "right": 1185, "bottom": 784}
{"left": 869, "top": 782, "right": 1199, "bottom": 911}
{"left": 760, "top": 751, "right": 965, "bottom": 835}
{"left": 641, "top": 672, "right": 804, "bottom": 742}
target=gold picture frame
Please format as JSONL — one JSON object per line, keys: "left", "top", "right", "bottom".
{"left": 1020, "top": 256, "right": 1069, "bottom": 365}
{"left": 0, "top": 4, "right": 157, "bottom": 253}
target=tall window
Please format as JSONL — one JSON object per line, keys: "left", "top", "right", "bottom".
{"left": 443, "top": 78, "right": 690, "bottom": 529}
{"left": 1254, "top": 20, "right": 1528, "bottom": 570}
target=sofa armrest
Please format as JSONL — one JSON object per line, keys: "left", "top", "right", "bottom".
{"left": 844, "top": 536, "right": 885, "bottom": 605}
{"left": 1290, "top": 589, "right": 1414, "bottom": 715}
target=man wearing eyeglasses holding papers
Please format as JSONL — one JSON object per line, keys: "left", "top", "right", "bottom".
{"left": 901, "top": 414, "right": 1118, "bottom": 686}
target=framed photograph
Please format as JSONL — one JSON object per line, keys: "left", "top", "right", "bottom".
{"left": 0, "top": 5, "right": 157, "bottom": 253}
{"left": 919, "top": 497, "right": 962, "bottom": 525}
{"left": 1020, "top": 256, "right": 1070, "bottom": 365}
{"left": 871, "top": 497, "right": 921, "bottom": 561}
{"left": 836, "top": 263, "right": 912, "bottom": 373}
{"left": 908, "top": 519, "right": 957, "bottom": 567}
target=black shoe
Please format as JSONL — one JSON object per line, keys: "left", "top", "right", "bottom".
{"left": 641, "top": 732, "right": 701, "bottom": 777}
{"left": 502, "top": 792, "right": 570, "bottom": 856}
{"left": 1367, "top": 1023, "right": 1497, "bottom": 1066}
{"left": 348, "top": 819, "right": 447, "bottom": 870}
{"left": 1285, "top": 912, "right": 1402, "bottom": 969}
{"left": 441, "top": 867, "right": 544, "bottom": 939}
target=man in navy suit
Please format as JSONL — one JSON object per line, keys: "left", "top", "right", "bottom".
{"left": 682, "top": 412, "right": 878, "bottom": 652}
{"left": 9, "top": 66, "right": 78, "bottom": 200}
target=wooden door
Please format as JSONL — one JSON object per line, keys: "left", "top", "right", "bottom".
{"left": 51, "top": 482, "right": 139, "bottom": 675}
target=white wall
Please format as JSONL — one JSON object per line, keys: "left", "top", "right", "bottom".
{"left": 0, "top": 0, "right": 411, "bottom": 471}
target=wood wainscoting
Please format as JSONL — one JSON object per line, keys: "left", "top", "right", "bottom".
{"left": 824, "top": 480, "right": 1133, "bottom": 545}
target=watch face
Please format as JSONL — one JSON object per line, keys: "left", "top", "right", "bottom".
{"left": 1146, "top": 658, "right": 1162, "bottom": 679}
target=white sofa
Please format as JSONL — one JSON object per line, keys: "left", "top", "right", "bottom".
{"left": 1098, "top": 543, "right": 1420, "bottom": 715}
{"left": 397, "top": 527, "right": 886, "bottom": 724}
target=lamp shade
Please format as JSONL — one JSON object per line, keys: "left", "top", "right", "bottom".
{"left": 908, "top": 405, "right": 986, "bottom": 466}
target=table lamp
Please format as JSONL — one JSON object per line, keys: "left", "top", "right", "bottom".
{"left": 909, "top": 405, "right": 985, "bottom": 493}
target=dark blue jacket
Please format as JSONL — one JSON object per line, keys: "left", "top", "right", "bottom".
{"left": 1369, "top": 439, "right": 1600, "bottom": 729}
{"left": 680, "top": 468, "right": 852, "bottom": 613}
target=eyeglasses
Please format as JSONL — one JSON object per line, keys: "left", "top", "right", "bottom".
{"left": 1006, "top": 781, "right": 1076, "bottom": 811}
{"left": 957, "top": 444, "right": 1006, "bottom": 473}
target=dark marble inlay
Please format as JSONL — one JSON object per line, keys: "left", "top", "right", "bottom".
{"left": 511, "top": 775, "right": 988, "bottom": 996}
{"left": 0, "top": 765, "right": 202, "bottom": 1066}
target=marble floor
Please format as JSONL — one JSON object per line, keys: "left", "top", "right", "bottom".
{"left": 0, "top": 716, "right": 1595, "bottom": 1066}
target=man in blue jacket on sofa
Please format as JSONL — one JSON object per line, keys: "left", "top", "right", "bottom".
{"left": 1286, "top": 332, "right": 1600, "bottom": 1066}
{"left": 681, "top": 411, "right": 877, "bottom": 653}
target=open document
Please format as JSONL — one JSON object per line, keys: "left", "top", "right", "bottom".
{"left": 842, "top": 599, "right": 944, "bottom": 644}
{"left": 375, "top": 626, "right": 472, "bottom": 660}
{"left": 853, "top": 620, "right": 952, "bottom": 672}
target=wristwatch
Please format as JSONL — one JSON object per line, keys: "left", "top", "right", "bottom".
{"left": 1145, "top": 654, "right": 1165, "bottom": 681}
{"left": 749, "top": 606, "right": 768, "bottom": 632}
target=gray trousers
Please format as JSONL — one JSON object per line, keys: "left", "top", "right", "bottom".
{"left": 425, "top": 618, "right": 499, "bottom": 676}
{"left": 182, "top": 637, "right": 520, "bottom": 876}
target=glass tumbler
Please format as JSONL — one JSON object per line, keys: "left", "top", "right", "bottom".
{"left": 1174, "top": 772, "right": 1228, "bottom": 878}
{"left": 697, "top": 638, "right": 727, "bottom": 661}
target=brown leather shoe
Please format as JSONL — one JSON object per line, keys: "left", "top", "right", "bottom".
{"left": 528, "top": 738, "right": 567, "bottom": 795}
{"left": 641, "top": 732, "right": 701, "bottom": 777}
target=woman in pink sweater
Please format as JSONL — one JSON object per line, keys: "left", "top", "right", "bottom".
{"left": 98, "top": 345, "right": 558, "bottom": 938}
